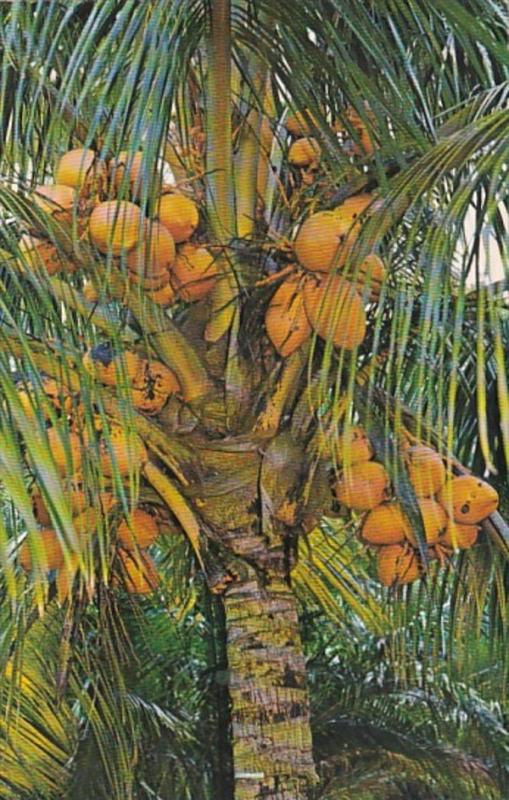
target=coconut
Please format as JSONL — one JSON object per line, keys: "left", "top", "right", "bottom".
{"left": 126, "top": 220, "right": 176, "bottom": 279}
{"left": 437, "top": 475, "right": 499, "bottom": 524}
{"left": 361, "top": 502, "right": 412, "bottom": 546}
{"left": 117, "top": 550, "right": 159, "bottom": 594}
{"left": 19, "top": 529, "right": 64, "bottom": 572}
{"left": 172, "top": 244, "right": 218, "bottom": 301}
{"left": 144, "top": 282, "right": 177, "bottom": 307}
{"left": 157, "top": 194, "right": 199, "bottom": 243}
{"left": 18, "top": 234, "right": 65, "bottom": 276}
{"left": 32, "top": 184, "right": 76, "bottom": 224}
{"left": 288, "top": 137, "right": 321, "bottom": 167}
{"left": 334, "top": 461, "right": 390, "bottom": 511}
{"left": 265, "top": 274, "right": 312, "bottom": 357}
{"left": 55, "top": 148, "right": 96, "bottom": 189}
{"left": 45, "top": 428, "right": 82, "bottom": 477}
{"left": 404, "top": 498, "right": 448, "bottom": 547}
{"left": 405, "top": 445, "right": 447, "bottom": 498}
{"left": 440, "top": 520, "right": 479, "bottom": 550}
{"left": 99, "top": 425, "right": 148, "bottom": 477}
{"left": 89, "top": 200, "right": 144, "bottom": 255}
{"left": 83, "top": 344, "right": 145, "bottom": 387}
{"left": 117, "top": 509, "right": 160, "bottom": 550}
{"left": 286, "top": 109, "right": 318, "bottom": 137}
{"left": 303, "top": 274, "right": 366, "bottom": 349}
{"left": 377, "top": 544, "right": 419, "bottom": 587}
{"left": 335, "top": 425, "right": 373, "bottom": 466}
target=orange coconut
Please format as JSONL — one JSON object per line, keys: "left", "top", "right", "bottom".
{"left": 131, "top": 359, "right": 180, "bottom": 415}
{"left": 32, "top": 184, "right": 76, "bottom": 223}
{"left": 99, "top": 425, "right": 148, "bottom": 477}
{"left": 348, "top": 253, "right": 386, "bottom": 300}
{"left": 89, "top": 200, "right": 144, "bottom": 255}
{"left": 441, "top": 520, "right": 479, "bottom": 550}
{"left": 404, "top": 498, "right": 448, "bottom": 547}
{"left": 16, "top": 375, "right": 73, "bottom": 421}
{"left": 55, "top": 148, "right": 96, "bottom": 189}
{"left": 288, "top": 137, "right": 321, "bottom": 167}
{"left": 172, "top": 244, "right": 219, "bottom": 301}
{"left": 110, "top": 150, "right": 144, "bottom": 193}
{"left": 118, "top": 550, "right": 159, "bottom": 594}
{"left": 157, "top": 193, "right": 199, "bottom": 243}
{"left": 334, "top": 461, "right": 390, "bottom": 511}
{"left": 18, "top": 234, "right": 65, "bottom": 276}
{"left": 126, "top": 220, "right": 176, "bottom": 279}
{"left": 335, "top": 425, "right": 374, "bottom": 466}
{"left": 377, "top": 544, "right": 420, "bottom": 587}
{"left": 144, "top": 282, "right": 177, "bottom": 307}
{"left": 45, "top": 428, "right": 82, "bottom": 476}
{"left": 265, "top": 274, "right": 312, "bottom": 357}
{"left": 303, "top": 274, "right": 366, "bottom": 349}
{"left": 294, "top": 195, "right": 374, "bottom": 274}
{"left": 405, "top": 445, "right": 447, "bottom": 498}
{"left": 361, "top": 502, "right": 411, "bottom": 546}
{"left": 128, "top": 269, "right": 171, "bottom": 290}
{"left": 31, "top": 486, "right": 87, "bottom": 526}
{"left": 83, "top": 344, "right": 145, "bottom": 387}
{"left": 117, "top": 509, "right": 160, "bottom": 550}
{"left": 19, "top": 529, "right": 64, "bottom": 572}
{"left": 286, "top": 109, "right": 318, "bottom": 137}
{"left": 437, "top": 475, "right": 499, "bottom": 525}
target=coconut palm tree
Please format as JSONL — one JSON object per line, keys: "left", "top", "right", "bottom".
{"left": 0, "top": 1, "right": 508, "bottom": 798}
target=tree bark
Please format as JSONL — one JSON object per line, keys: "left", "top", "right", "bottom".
{"left": 223, "top": 570, "right": 317, "bottom": 800}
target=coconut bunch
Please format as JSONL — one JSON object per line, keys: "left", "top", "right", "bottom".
{"left": 331, "top": 427, "right": 499, "bottom": 587}
{"left": 11, "top": 367, "right": 169, "bottom": 598}
{"left": 265, "top": 194, "right": 386, "bottom": 357}
{"left": 82, "top": 343, "right": 180, "bottom": 416}
{"left": 23, "top": 484, "right": 164, "bottom": 601}
{"left": 16, "top": 145, "right": 219, "bottom": 309}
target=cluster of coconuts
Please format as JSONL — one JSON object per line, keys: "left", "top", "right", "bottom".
{"left": 332, "top": 426, "right": 499, "bottom": 587}
{"left": 265, "top": 193, "right": 385, "bottom": 356}
{"left": 83, "top": 342, "right": 180, "bottom": 416}
{"left": 15, "top": 372, "right": 169, "bottom": 600}
{"left": 19, "top": 147, "right": 219, "bottom": 307}
{"left": 264, "top": 107, "right": 385, "bottom": 358}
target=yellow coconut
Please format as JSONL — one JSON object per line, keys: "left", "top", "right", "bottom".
{"left": 16, "top": 375, "right": 73, "bottom": 421}
{"left": 404, "top": 498, "right": 448, "bottom": 547}
{"left": 265, "top": 274, "right": 312, "bottom": 357}
{"left": 32, "top": 184, "right": 76, "bottom": 224}
{"left": 89, "top": 200, "right": 144, "bottom": 255}
{"left": 361, "top": 502, "right": 411, "bottom": 546}
{"left": 288, "top": 137, "right": 321, "bottom": 167}
{"left": 172, "top": 244, "right": 219, "bottom": 301}
{"left": 334, "top": 461, "right": 390, "bottom": 511}
{"left": 157, "top": 193, "right": 199, "bottom": 243}
{"left": 118, "top": 550, "right": 159, "bottom": 594}
{"left": 377, "top": 544, "right": 420, "bottom": 587}
{"left": 55, "top": 148, "right": 96, "bottom": 189}
{"left": 19, "top": 529, "right": 64, "bottom": 572}
{"left": 437, "top": 475, "right": 499, "bottom": 525}
{"left": 128, "top": 269, "right": 171, "bottom": 290}
{"left": 335, "top": 425, "right": 374, "bottom": 466}
{"left": 126, "top": 220, "right": 176, "bottom": 278}
{"left": 117, "top": 509, "right": 160, "bottom": 550}
{"left": 303, "top": 274, "right": 366, "bottom": 350}
{"left": 441, "top": 520, "right": 479, "bottom": 550}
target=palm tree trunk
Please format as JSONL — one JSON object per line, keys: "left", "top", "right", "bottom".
{"left": 223, "top": 570, "right": 317, "bottom": 800}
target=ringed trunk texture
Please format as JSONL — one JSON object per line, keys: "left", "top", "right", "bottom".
{"left": 223, "top": 572, "right": 317, "bottom": 800}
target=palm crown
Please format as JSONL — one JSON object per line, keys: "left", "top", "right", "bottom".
{"left": 0, "top": 1, "right": 508, "bottom": 798}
